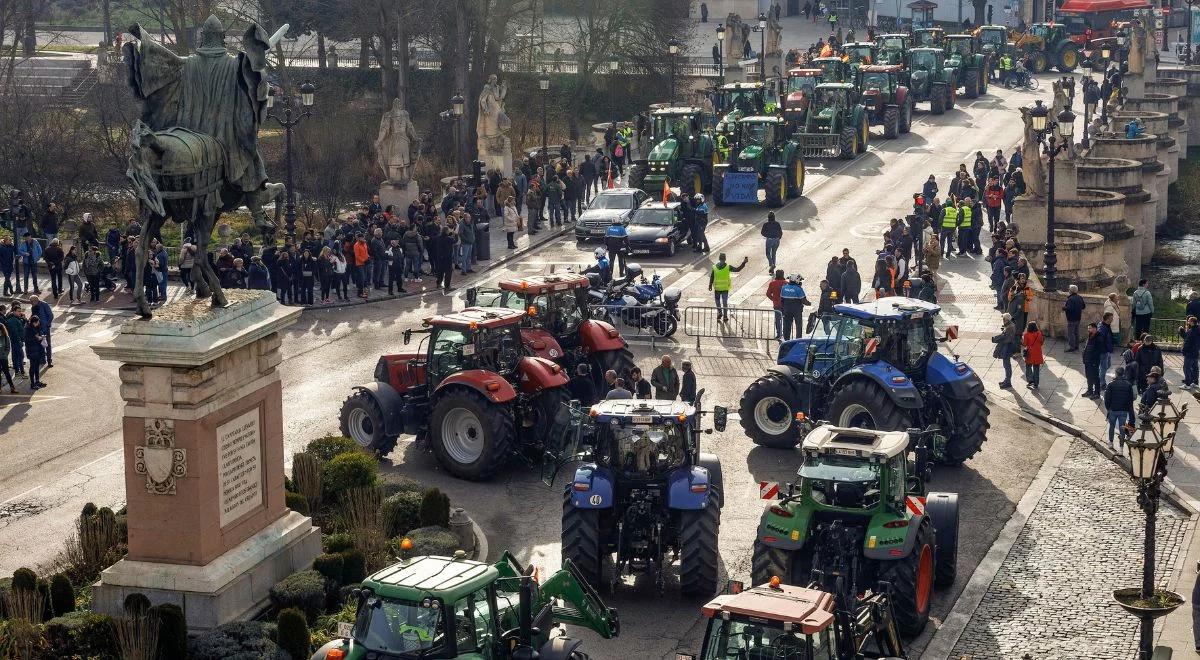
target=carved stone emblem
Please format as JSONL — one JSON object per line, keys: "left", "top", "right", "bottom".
{"left": 135, "top": 419, "right": 187, "bottom": 495}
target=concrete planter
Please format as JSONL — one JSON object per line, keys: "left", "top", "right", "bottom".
{"left": 1077, "top": 157, "right": 1152, "bottom": 275}
{"left": 1048, "top": 229, "right": 1113, "bottom": 289}
{"left": 1123, "top": 92, "right": 1180, "bottom": 119}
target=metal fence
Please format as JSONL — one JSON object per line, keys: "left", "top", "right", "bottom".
{"left": 1148, "top": 317, "right": 1185, "bottom": 351}
{"left": 279, "top": 54, "right": 719, "bottom": 78}
{"left": 682, "top": 306, "right": 781, "bottom": 351}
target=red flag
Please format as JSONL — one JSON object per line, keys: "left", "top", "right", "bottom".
{"left": 607, "top": 167, "right": 614, "bottom": 189}
{"left": 662, "top": 178, "right": 671, "bottom": 204}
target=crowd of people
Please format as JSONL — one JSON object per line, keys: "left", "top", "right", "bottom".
{"left": 565, "top": 353, "right": 701, "bottom": 408}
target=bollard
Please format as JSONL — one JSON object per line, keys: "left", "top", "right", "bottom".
{"left": 448, "top": 507, "right": 476, "bottom": 555}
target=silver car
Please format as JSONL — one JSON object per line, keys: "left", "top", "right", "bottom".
{"left": 574, "top": 188, "right": 650, "bottom": 241}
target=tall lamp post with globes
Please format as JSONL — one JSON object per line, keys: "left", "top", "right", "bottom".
{"left": 1116, "top": 388, "right": 1188, "bottom": 660}
{"left": 450, "top": 93, "right": 465, "bottom": 178}
{"left": 539, "top": 70, "right": 550, "bottom": 164}
{"left": 266, "top": 81, "right": 316, "bottom": 240}
{"left": 716, "top": 23, "right": 726, "bottom": 86}
{"left": 669, "top": 39, "right": 682, "bottom": 104}
{"left": 1028, "top": 99, "right": 1075, "bottom": 292}
{"left": 752, "top": 12, "right": 768, "bottom": 81}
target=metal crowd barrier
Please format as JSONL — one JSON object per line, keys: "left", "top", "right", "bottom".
{"left": 682, "top": 306, "right": 782, "bottom": 352}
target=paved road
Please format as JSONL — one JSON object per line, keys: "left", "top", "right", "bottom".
{"left": 0, "top": 76, "right": 1058, "bottom": 657}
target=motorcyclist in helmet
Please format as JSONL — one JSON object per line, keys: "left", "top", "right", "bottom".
{"left": 582, "top": 246, "right": 612, "bottom": 284}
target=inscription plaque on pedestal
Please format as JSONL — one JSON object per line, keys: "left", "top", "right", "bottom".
{"left": 218, "top": 408, "right": 263, "bottom": 528}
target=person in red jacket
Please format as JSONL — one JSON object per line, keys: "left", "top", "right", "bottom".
{"left": 352, "top": 233, "right": 371, "bottom": 299}
{"left": 766, "top": 269, "right": 786, "bottom": 338}
{"left": 1022, "top": 321, "right": 1045, "bottom": 390}
{"left": 984, "top": 176, "right": 1005, "bottom": 234}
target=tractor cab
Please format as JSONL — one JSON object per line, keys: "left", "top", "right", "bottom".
{"left": 858, "top": 65, "right": 903, "bottom": 106}
{"left": 381, "top": 308, "right": 525, "bottom": 395}
{"left": 634, "top": 107, "right": 717, "bottom": 196}
{"left": 796, "top": 426, "right": 911, "bottom": 511}
{"left": 806, "top": 84, "right": 855, "bottom": 127}
{"left": 976, "top": 25, "right": 1009, "bottom": 55}
{"left": 690, "top": 583, "right": 840, "bottom": 660}
{"left": 797, "top": 298, "right": 941, "bottom": 380}
{"left": 590, "top": 400, "right": 697, "bottom": 477}
{"left": 810, "top": 57, "right": 852, "bottom": 83}
{"left": 784, "top": 67, "right": 823, "bottom": 126}
{"left": 647, "top": 108, "right": 704, "bottom": 158}
{"left": 843, "top": 42, "right": 877, "bottom": 66}
{"left": 716, "top": 81, "right": 781, "bottom": 133}
{"left": 913, "top": 27, "right": 945, "bottom": 48}
{"left": 907, "top": 47, "right": 944, "bottom": 73}
{"left": 875, "top": 33, "right": 911, "bottom": 65}
{"left": 468, "top": 275, "right": 590, "bottom": 358}
{"left": 944, "top": 34, "right": 978, "bottom": 60}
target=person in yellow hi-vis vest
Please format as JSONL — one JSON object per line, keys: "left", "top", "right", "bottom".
{"left": 708, "top": 252, "right": 750, "bottom": 322}
{"left": 956, "top": 197, "right": 974, "bottom": 257}
{"left": 940, "top": 201, "right": 959, "bottom": 258}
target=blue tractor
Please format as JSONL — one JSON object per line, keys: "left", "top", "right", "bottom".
{"left": 558, "top": 397, "right": 727, "bottom": 596}
{"left": 737, "top": 298, "right": 989, "bottom": 465}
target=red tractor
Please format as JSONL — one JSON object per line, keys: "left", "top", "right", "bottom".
{"left": 339, "top": 307, "right": 572, "bottom": 481}
{"left": 466, "top": 273, "right": 637, "bottom": 387}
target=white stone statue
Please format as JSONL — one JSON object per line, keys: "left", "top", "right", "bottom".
{"left": 1020, "top": 105, "right": 1048, "bottom": 198}
{"left": 375, "top": 98, "right": 419, "bottom": 185}
{"left": 766, "top": 14, "right": 783, "bottom": 56}
{"left": 477, "top": 74, "right": 510, "bottom": 152}
{"left": 1128, "top": 20, "right": 1146, "bottom": 75}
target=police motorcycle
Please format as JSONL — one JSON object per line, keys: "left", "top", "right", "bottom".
{"left": 585, "top": 260, "right": 680, "bottom": 338}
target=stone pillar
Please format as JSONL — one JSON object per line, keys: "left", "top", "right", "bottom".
{"left": 1159, "top": 66, "right": 1200, "bottom": 145}
{"left": 90, "top": 290, "right": 320, "bottom": 631}
{"left": 1077, "top": 157, "right": 1149, "bottom": 283}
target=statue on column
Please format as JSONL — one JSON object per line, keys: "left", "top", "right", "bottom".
{"left": 476, "top": 75, "right": 513, "bottom": 176}
{"left": 375, "top": 98, "right": 419, "bottom": 186}
{"left": 766, "top": 14, "right": 783, "bottom": 56}
{"left": 1128, "top": 19, "right": 1146, "bottom": 75}
{"left": 1020, "top": 105, "right": 1048, "bottom": 198}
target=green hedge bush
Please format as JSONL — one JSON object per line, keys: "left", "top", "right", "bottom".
{"left": 419, "top": 488, "right": 451, "bottom": 528}
{"left": 306, "top": 436, "right": 362, "bottom": 462}
{"left": 277, "top": 607, "right": 311, "bottom": 660}
{"left": 380, "top": 476, "right": 425, "bottom": 496}
{"left": 381, "top": 491, "right": 423, "bottom": 538}
{"left": 269, "top": 570, "right": 327, "bottom": 622}
{"left": 188, "top": 621, "right": 288, "bottom": 660}
{"left": 340, "top": 549, "right": 367, "bottom": 585}
{"left": 43, "top": 610, "right": 120, "bottom": 659}
{"left": 323, "top": 533, "right": 356, "bottom": 554}
{"left": 323, "top": 453, "right": 379, "bottom": 500}
{"left": 150, "top": 602, "right": 188, "bottom": 660}
{"left": 285, "top": 491, "right": 311, "bottom": 516}
{"left": 49, "top": 573, "right": 75, "bottom": 616}
{"left": 404, "top": 526, "right": 461, "bottom": 557}
{"left": 312, "top": 553, "right": 345, "bottom": 586}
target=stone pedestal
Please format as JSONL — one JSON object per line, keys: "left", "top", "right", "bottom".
{"left": 379, "top": 180, "right": 421, "bottom": 213}
{"left": 478, "top": 135, "right": 513, "bottom": 177}
{"left": 90, "top": 290, "right": 319, "bottom": 630}
{"left": 1013, "top": 195, "right": 1048, "bottom": 247}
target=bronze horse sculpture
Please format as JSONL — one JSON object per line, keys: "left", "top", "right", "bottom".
{"left": 123, "top": 16, "right": 288, "bottom": 318}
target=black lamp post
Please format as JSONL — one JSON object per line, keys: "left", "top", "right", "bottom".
{"left": 669, "top": 38, "right": 682, "bottom": 104}
{"left": 1118, "top": 388, "right": 1188, "bottom": 660}
{"left": 266, "top": 81, "right": 316, "bottom": 240}
{"left": 716, "top": 23, "right": 726, "bottom": 85}
{"left": 539, "top": 70, "right": 550, "bottom": 162}
{"left": 1028, "top": 100, "right": 1074, "bottom": 292}
{"left": 754, "top": 12, "right": 768, "bottom": 81}
{"left": 450, "top": 93, "right": 465, "bottom": 178}
{"left": 1186, "top": 0, "right": 1196, "bottom": 65}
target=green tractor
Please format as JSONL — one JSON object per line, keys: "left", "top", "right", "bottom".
{"left": 810, "top": 56, "right": 854, "bottom": 83}
{"left": 715, "top": 81, "right": 780, "bottom": 135}
{"left": 842, "top": 42, "right": 878, "bottom": 69}
{"left": 750, "top": 425, "right": 960, "bottom": 637}
{"left": 712, "top": 116, "right": 805, "bottom": 208}
{"left": 310, "top": 551, "right": 619, "bottom": 660}
{"left": 905, "top": 47, "right": 956, "bottom": 114}
{"left": 874, "top": 33, "right": 911, "bottom": 66}
{"left": 1012, "top": 22, "right": 1080, "bottom": 73}
{"left": 912, "top": 27, "right": 945, "bottom": 48}
{"left": 976, "top": 24, "right": 1011, "bottom": 60}
{"left": 627, "top": 107, "right": 717, "bottom": 198}
{"left": 793, "top": 83, "right": 869, "bottom": 160}
{"left": 943, "top": 34, "right": 990, "bottom": 98}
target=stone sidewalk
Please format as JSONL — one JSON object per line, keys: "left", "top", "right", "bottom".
{"left": 930, "top": 246, "right": 1200, "bottom": 658}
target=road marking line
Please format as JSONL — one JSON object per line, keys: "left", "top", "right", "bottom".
{"left": 0, "top": 486, "right": 42, "bottom": 507}
{"left": 729, "top": 275, "right": 770, "bottom": 305}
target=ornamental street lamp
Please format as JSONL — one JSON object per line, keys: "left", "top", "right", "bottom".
{"left": 266, "top": 81, "right": 316, "bottom": 240}
{"left": 451, "top": 93, "right": 465, "bottom": 178}
{"left": 753, "top": 12, "right": 768, "bottom": 81}
{"left": 669, "top": 38, "right": 682, "bottom": 104}
{"left": 1117, "top": 388, "right": 1188, "bottom": 660}
{"left": 716, "top": 23, "right": 726, "bottom": 85}
{"left": 1028, "top": 100, "right": 1074, "bottom": 292}
{"left": 1186, "top": 0, "right": 1197, "bottom": 64}
{"left": 539, "top": 70, "right": 550, "bottom": 163}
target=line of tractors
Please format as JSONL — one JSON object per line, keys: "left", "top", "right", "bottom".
{"left": 331, "top": 267, "right": 990, "bottom": 657}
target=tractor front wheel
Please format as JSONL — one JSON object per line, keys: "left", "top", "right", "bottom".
{"left": 561, "top": 493, "right": 604, "bottom": 588}
{"left": 678, "top": 492, "right": 720, "bottom": 596}
{"left": 627, "top": 163, "right": 647, "bottom": 191}
{"left": 786, "top": 155, "right": 805, "bottom": 199}
{"left": 964, "top": 72, "right": 979, "bottom": 99}
{"left": 827, "top": 379, "right": 911, "bottom": 431}
{"left": 682, "top": 163, "right": 704, "bottom": 199}
{"left": 878, "top": 523, "right": 935, "bottom": 637}
{"left": 339, "top": 390, "right": 399, "bottom": 457}
{"left": 764, "top": 168, "right": 786, "bottom": 207}
{"left": 883, "top": 106, "right": 900, "bottom": 139}
{"left": 837, "top": 123, "right": 857, "bottom": 159}
{"left": 942, "top": 390, "right": 990, "bottom": 465}
{"left": 931, "top": 85, "right": 947, "bottom": 115}
{"left": 857, "top": 117, "right": 869, "bottom": 154}
{"left": 430, "top": 388, "right": 516, "bottom": 480}
{"left": 900, "top": 99, "right": 913, "bottom": 133}
{"left": 1057, "top": 45, "right": 1079, "bottom": 72}
{"left": 739, "top": 374, "right": 803, "bottom": 448}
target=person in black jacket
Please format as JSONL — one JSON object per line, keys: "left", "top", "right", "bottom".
{"left": 1103, "top": 366, "right": 1135, "bottom": 449}
{"left": 628, "top": 366, "right": 652, "bottom": 399}
{"left": 679, "top": 360, "right": 697, "bottom": 405}
{"left": 825, "top": 257, "right": 843, "bottom": 298}
{"left": 1140, "top": 370, "right": 1167, "bottom": 409}
{"left": 431, "top": 228, "right": 456, "bottom": 293}
{"left": 1082, "top": 323, "right": 1104, "bottom": 398}
{"left": 1135, "top": 336, "right": 1165, "bottom": 391}
{"left": 1062, "top": 285, "right": 1086, "bottom": 351}
{"left": 567, "top": 363, "right": 598, "bottom": 406}
{"left": 1180, "top": 316, "right": 1200, "bottom": 389}
{"left": 761, "top": 212, "right": 783, "bottom": 273}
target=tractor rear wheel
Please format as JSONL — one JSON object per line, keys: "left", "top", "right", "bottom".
{"left": 837, "top": 124, "right": 856, "bottom": 159}
{"left": 764, "top": 168, "right": 786, "bottom": 208}
{"left": 593, "top": 346, "right": 637, "bottom": 389}
{"left": 878, "top": 523, "right": 935, "bottom": 637}
{"left": 679, "top": 492, "right": 720, "bottom": 596}
{"left": 1057, "top": 45, "right": 1079, "bottom": 72}
{"left": 739, "top": 374, "right": 803, "bottom": 448}
{"left": 857, "top": 117, "right": 869, "bottom": 154}
{"left": 786, "top": 155, "right": 805, "bottom": 199}
{"left": 430, "top": 388, "right": 516, "bottom": 480}
{"left": 925, "top": 492, "right": 960, "bottom": 588}
{"left": 942, "top": 390, "right": 990, "bottom": 465}
{"left": 1030, "top": 51, "right": 1048, "bottom": 73}
{"left": 899, "top": 99, "right": 913, "bottom": 133}
{"left": 883, "top": 106, "right": 900, "bottom": 139}
{"left": 828, "top": 379, "right": 911, "bottom": 431}
{"left": 964, "top": 72, "right": 979, "bottom": 99}
{"left": 627, "top": 163, "right": 647, "bottom": 191}
{"left": 682, "top": 163, "right": 704, "bottom": 199}
{"left": 930, "top": 85, "right": 947, "bottom": 115}
{"left": 561, "top": 493, "right": 603, "bottom": 588}
{"left": 526, "top": 387, "right": 573, "bottom": 450}
{"left": 339, "top": 390, "right": 399, "bottom": 457}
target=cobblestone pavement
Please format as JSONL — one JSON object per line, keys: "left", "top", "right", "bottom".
{"left": 949, "top": 439, "right": 1194, "bottom": 659}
